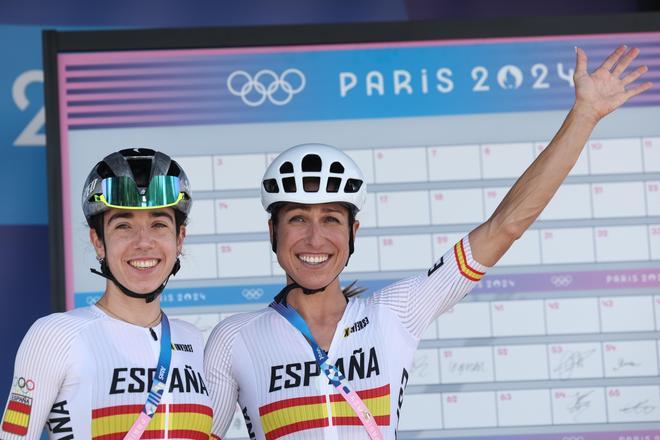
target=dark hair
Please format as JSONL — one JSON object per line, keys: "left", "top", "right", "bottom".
{"left": 89, "top": 209, "right": 187, "bottom": 241}
{"left": 342, "top": 280, "right": 367, "bottom": 298}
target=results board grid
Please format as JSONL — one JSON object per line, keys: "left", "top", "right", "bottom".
{"left": 173, "top": 136, "right": 660, "bottom": 282}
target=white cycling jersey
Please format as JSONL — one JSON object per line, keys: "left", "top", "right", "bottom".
{"left": 1, "top": 305, "right": 212, "bottom": 440}
{"left": 205, "top": 236, "right": 486, "bottom": 439}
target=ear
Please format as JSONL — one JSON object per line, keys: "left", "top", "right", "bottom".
{"left": 352, "top": 218, "right": 360, "bottom": 237}
{"left": 90, "top": 228, "right": 105, "bottom": 260}
{"left": 176, "top": 224, "right": 186, "bottom": 254}
{"left": 268, "top": 219, "right": 274, "bottom": 243}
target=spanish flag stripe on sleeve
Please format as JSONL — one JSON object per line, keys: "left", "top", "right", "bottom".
{"left": 2, "top": 398, "right": 32, "bottom": 435}
{"left": 454, "top": 239, "right": 484, "bottom": 281}
{"left": 3, "top": 409, "right": 29, "bottom": 427}
{"left": 2, "top": 421, "right": 28, "bottom": 436}
{"left": 6, "top": 400, "right": 31, "bottom": 415}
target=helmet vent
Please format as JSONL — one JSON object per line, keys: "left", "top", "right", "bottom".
{"left": 263, "top": 178, "right": 279, "bottom": 193}
{"left": 344, "top": 178, "right": 363, "bottom": 193}
{"left": 329, "top": 161, "right": 344, "bottom": 173}
{"left": 326, "top": 177, "right": 341, "bottom": 193}
{"left": 279, "top": 161, "right": 294, "bottom": 174}
{"left": 302, "top": 177, "right": 320, "bottom": 192}
{"left": 282, "top": 177, "right": 297, "bottom": 193}
{"left": 301, "top": 154, "right": 322, "bottom": 172}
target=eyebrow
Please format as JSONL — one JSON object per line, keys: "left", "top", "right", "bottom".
{"left": 106, "top": 210, "right": 175, "bottom": 226}
{"left": 281, "top": 204, "right": 346, "bottom": 215}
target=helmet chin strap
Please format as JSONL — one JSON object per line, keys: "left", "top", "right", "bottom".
{"left": 274, "top": 261, "right": 347, "bottom": 304}
{"left": 90, "top": 258, "right": 180, "bottom": 304}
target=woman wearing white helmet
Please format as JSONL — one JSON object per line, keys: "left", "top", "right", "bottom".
{"left": 2, "top": 149, "right": 213, "bottom": 439}
{"left": 205, "top": 46, "right": 651, "bottom": 439}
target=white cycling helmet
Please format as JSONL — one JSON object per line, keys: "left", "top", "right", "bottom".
{"left": 261, "top": 143, "right": 366, "bottom": 213}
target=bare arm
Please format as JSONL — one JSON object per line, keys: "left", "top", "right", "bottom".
{"left": 469, "top": 45, "right": 652, "bottom": 266}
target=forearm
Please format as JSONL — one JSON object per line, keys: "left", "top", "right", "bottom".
{"left": 471, "top": 106, "right": 597, "bottom": 266}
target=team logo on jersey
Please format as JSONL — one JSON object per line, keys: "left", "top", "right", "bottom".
{"left": 343, "top": 316, "right": 369, "bottom": 337}
{"left": 171, "top": 342, "right": 194, "bottom": 352}
{"left": 2, "top": 377, "right": 35, "bottom": 436}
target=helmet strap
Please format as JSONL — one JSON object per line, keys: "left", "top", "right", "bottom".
{"left": 90, "top": 257, "right": 180, "bottom": 304}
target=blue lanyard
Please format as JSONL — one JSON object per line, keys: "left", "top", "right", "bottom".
{"left": 142, "top": 313, "right": 172, "bottom": 416}
{"left": 270, "top": 301, "right": 345, "bottom": 386}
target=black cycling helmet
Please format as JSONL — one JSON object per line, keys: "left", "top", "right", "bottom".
{"left": 82, "top": 148, "right": 191, "bottom": 227}
{"left": 83, "top": 148, "right": 192, "bottom": 303}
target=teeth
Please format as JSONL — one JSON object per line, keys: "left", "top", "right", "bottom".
{"left": 298, "top": 254, "right": 329, "bottom": 265}
{"left": 129, "top": 259, "right": 159, "bottom": 269}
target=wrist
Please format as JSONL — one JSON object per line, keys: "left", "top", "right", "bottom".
{"left": 570, "top": 102, "right": 601, "bottom": 127}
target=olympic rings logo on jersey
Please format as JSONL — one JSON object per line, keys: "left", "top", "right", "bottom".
{"left": 227, "top": 69, "right": 306, "bottom": 107}
{"left": 241, "top": 288, "right": 264, "bottom": 300}
{"left": 14, "top": 376, "right": 36, "bottom": 393}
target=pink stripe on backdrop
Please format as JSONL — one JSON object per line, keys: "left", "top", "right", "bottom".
{"left": 65, "top": 90, "right": 214, "bottom": 102}
{"left": 58, "top": 32, "right": 660, "bottom": 66}
{"left": 65, "top": 77, "right": 221, "bottom": 90}
{"left": 65, "top": 65, "right": 228, "bottom": 78}
{"left": 68, "top": 101, "right": 227, "bottom": 113}
{"left": 68, "top": 112, "right": 223, "bottom": 125}
{"left": 58, "top": 58, "right": 75, "bottom": 310}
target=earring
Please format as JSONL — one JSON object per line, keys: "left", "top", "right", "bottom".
{"left": 96, "top": 256, "right": 104, "bottom": 263}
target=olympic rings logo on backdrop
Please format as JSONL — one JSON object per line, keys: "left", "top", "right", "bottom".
{"left": 15, "top": 376, "right": 35, "bottom": 392}
{"left": 550, "top": 275, "right": 573, "bottom": 288}
{"left": 227, "top": 69, "right": 306, "bottom": 106}
{"left": 241, "top": 288, "right": 264, "bottom": 301}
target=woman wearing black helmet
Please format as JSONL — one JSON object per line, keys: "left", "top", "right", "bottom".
{"left": 205, "top": 47, "right": 651, "bottom": 440}
{"left": 1, "top": 149, "right": 212, "bottom": 439}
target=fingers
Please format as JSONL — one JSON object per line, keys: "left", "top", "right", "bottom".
{"left": 622, "top": 65, "right": 649, "bottom": 86}
{"left": 597, "top": 45, "right": 627, "bottom": 72}
{"left": 575, "top": 46, "right": 588, "bottom": 75}
{"left": 623, "top": 80, "right": 653, "bottom": 101}
{"left": 612, "top": 47, "right": 640, "bottom": 77}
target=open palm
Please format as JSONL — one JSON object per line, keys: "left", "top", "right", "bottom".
{"left": 573, "top": 46, "right": 652, "bottom": 123}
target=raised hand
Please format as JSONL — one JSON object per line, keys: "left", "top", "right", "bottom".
{"left": 573, "top": 45, "right": 652, "bottom": 124}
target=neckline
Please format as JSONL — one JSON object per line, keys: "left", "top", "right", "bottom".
{"left": 92, "top": 303, "right": 162, "bottom": 330}
{"left": 273, "top": 296, "right": 354, "bottom": 356}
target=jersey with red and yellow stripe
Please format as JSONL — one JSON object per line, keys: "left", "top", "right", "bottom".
{"left": 205, "top": 235, "right": 487, "bottom": 439}
{"left": 1, "top": 305, "right": 212, "bottom": 439}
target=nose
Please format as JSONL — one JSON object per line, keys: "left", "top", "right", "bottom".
{"left": 304, "top": 219, "right": 325, "bottom": 248}
{"left": 134, "top": 226, "right": 155, "bottom": 249}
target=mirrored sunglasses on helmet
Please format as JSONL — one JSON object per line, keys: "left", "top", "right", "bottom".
{"left": 93, "top": 175, "right": 184, "bottom": 210}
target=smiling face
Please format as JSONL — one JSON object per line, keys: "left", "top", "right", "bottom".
{"left": 270, "top": 202, "right": 359, "bottom": 291}
{"left": 90, "top": 208, "right": 185, "bottom": 295}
